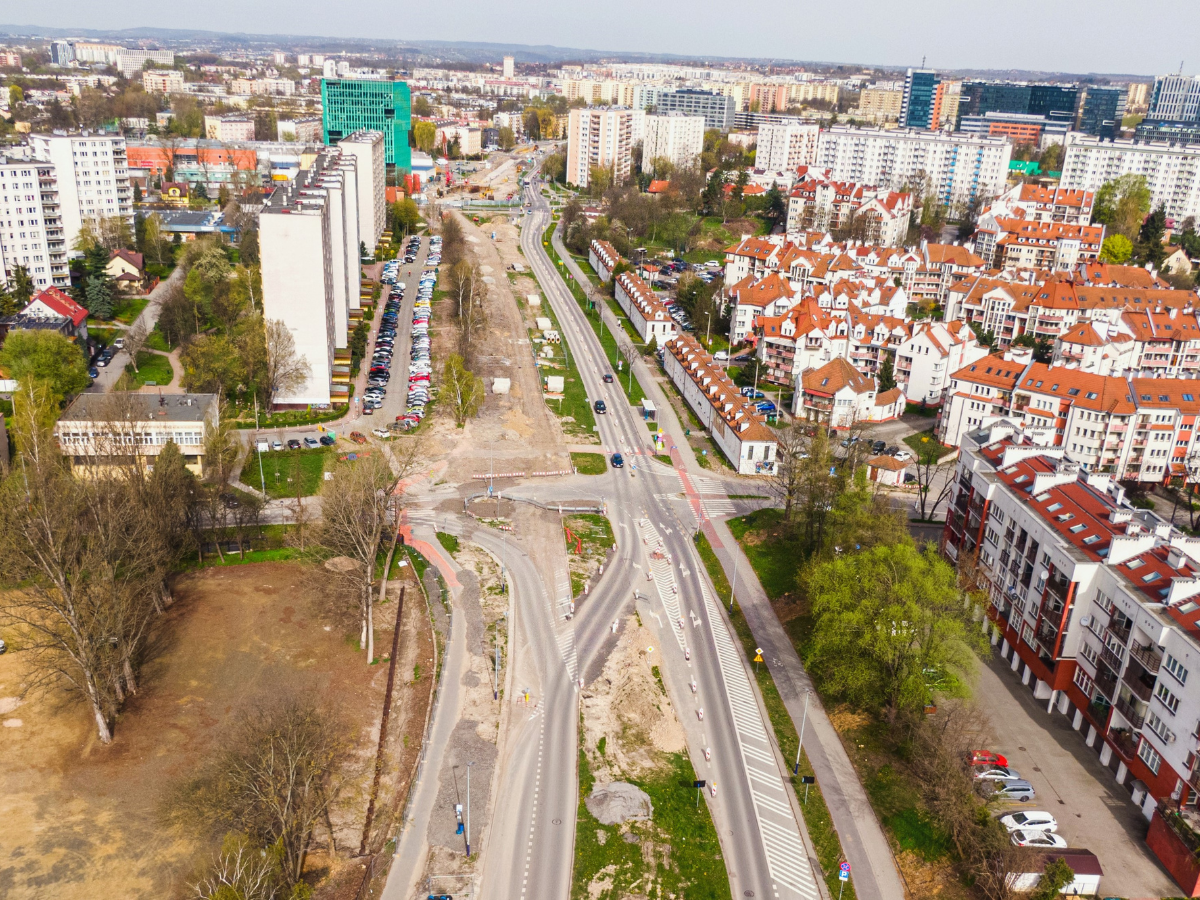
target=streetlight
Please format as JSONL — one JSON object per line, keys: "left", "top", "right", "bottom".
{"left": 465, "top": 761, "right": 474, "bottom": 857}
{"left": 793, "top": 689, "right": 812, "bottom": 775}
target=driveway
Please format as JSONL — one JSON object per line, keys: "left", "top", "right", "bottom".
{"left": 976, "top": 654, "right": 1178, "bottom": 899}
{"left": 86, "top": 264, "right": 185, "bottom": 393}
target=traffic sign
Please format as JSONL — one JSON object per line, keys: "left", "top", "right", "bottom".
{"left": 800, "top": 776, "right": 816, "bottom": 784}
{"left": 840, "top": 862, "right": 851, "bottom": 873}
{"left": 693, "top": 780, "right": 707, "bottom": 788}
{"left": 753, "top": 651, "right": 763, "bottom": 662}
{"left": 839, "top": 870, "right": 849, "bottom": 882}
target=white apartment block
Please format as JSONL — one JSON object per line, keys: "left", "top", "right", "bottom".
{"left": 566, "top": 108, "right": 634, "bottom": 189}
{"left": 754, "top": 122, "right": 820, "bottom": 172}
{"left": 0, "top": 159, "right": 69, "bottom": 290}
{"left": 29, "top": 133, "right": 133, "bottom": 257}
{"left": 142, "top": 69, "right": 185, "bottom": 94}
{"left": 204, "top": 115, "right": 256, "bottom": 142}
{"left": 613, "top": 269, "right": 678, "bottom": 344}
{"left": 260, "top": 148, "right": 363, "bottom": 407}
{"left": 337, "top": 131, "right": 386, "bottom": 254}
{"left": 815, "top": 126, "right": 1012, "bottom": 207}
{"left": 895, "top": 320, "right": 989, "bottom": 405}
{"left": 115, "top": 49, "right": 173, "bottom": 78}
{"left": 1060, "top": 135, "right": 1200, "bottom": 223}
{"left": 945, "top": 423, "right": 1200, "bottom": 819}
{"left": 642, "top": 113, "right": 705, "bottom": 170}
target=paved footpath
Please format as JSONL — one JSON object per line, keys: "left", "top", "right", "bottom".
{"left": 553, "top": 227, "right": 908, "bottom": 900}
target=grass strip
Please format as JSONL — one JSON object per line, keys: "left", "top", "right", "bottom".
{"left": 122, "top": 351, "right": 173, "bottom": 388}
{"left": 257, "top": 447, "right": 332, "bottom": 499}
{"left": 436, "top": 531, "right": 460, "bottom": 555}
{"left": 693, "top": 530, "right": 855, "bottom": 900}
{"left": 570, "top": 451, "right": 607, "bottom": 475}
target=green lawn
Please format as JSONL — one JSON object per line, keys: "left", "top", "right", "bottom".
{"left": 146, "top": 325, "right": 172, "bottom": 352}
{"left": 564, "top": 513, "right": 615, "bottom": 596}
{"left": 112, "top": 295, "right": 150, "bottom": 325}
{"left": 903, "top": 428, "right": 956, "bottom": 462}
{"left": 232, "top": 405, "right": 349, "bottom": 430}
{"left": 436, "top": 532, "right": 460, "bottom": 555}
{"left": 122, "top": 351, "right": 174, "bottom": 388}
{"left": 727, "top": 509, "right": 798, "bottom": 601}
{"left": 528, "top": 265, "right": 596, "bottom": 437}
{"left": 693, "top": 531, "right": 855, "bottom": 900}
{"left": 570, "top": 451, "right": 607, "bottom": 475}
{"left": 88, "top": 325, "right": 122, "bottom": 347}
{"left": 257, "top": 447, "right": 332, "bottom": 499}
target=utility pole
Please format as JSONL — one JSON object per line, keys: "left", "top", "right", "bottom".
{"left": 729, "top": 552, "right": 738, "bottom": 614}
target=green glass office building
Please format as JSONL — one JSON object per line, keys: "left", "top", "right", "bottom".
{"left": 321, "top": 78, "right": 411, "bottom": 170}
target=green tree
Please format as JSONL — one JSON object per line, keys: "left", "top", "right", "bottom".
{"left": 1136, "top": 205, "right": 1167, "bottom": 268}
{"left": 413, "top": 120, "right": 436, "bottom": 155}
{"left": 878, "top": 352, "right": 896, "bottom": 392}
{"left": 1099, "top": 233, "right": 1133, "bottom": 264}
{"left": 498, "top": 125, "right": 516, "bottom": 151}
{"left": 8, "top": 264, "right": 34, "bottom": 308}
{"left": 1030, "top": 858, "right": 1075, "bottom": 900}
{"left": 412, "top": 95, "right": 433, "bottom": 117}
{"left": 9, "top": 84, "right": 23, "bottom": 107}
{"left": 1093, "top": 174, "right": 1151, "bottom": 238}
{"left": 805, "top": 542, "right": 984, "bottom": 721}
{"left": 84, "top": 276, "right": 114, "bottom": 320}
{"left": 180, "top": 334, "right": 245, "bottom": 395}
{"left": 390, "top": 198, "right": 421, "bottom": 237}
{"left": 0, "top": 329, "right": 90, "bottom": 401}
{"left": 443, "top": 353, "right": 483, "bottom": 425}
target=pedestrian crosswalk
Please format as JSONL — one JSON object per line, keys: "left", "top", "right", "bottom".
{"left": 553, "top": 562, "right": 578, "bottom": 681}
{"left": 637, "top": 519, "right": 688, "bottom": 654}
{"left": 699, "top": 578, "right": 820, "bottom": 900}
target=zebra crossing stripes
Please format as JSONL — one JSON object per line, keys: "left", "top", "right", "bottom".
{"left": 552, "top": 563, "right": 578, "bottom": 680}
{"left": 699, "top": 579, "right": 820, "bottom": 900}
{"left": 637, "top": 519, "right": 688, "bottom": 653}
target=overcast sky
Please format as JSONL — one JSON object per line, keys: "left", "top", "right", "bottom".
{"left": 14, "top": 0, "right": 1200, "bottom": 76}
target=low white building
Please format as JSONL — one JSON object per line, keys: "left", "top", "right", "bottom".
{"left": 613, "top": 269, "right": 677, "bottom": 345}
{"left": 795, "top": 357, "right": 905, "bottom": 428}
{"left": 663, "top": 334, "right": 777, "bottom": 475}
{"left": 588, "top": 238, "right": 619, "bottom": 282}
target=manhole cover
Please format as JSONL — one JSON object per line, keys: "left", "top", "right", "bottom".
{"left": 552, "top": 818, "right": 561, "bottom": 825}
{"left": 744, "top": 892, "right": 755, "bottom": 897}
{"left": 1018, "top": 746, "right": 1027, "bottom": 751}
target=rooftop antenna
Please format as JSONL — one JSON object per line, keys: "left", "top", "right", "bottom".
{"left": 921, "top": 56, "right": 927, "bottom": 68}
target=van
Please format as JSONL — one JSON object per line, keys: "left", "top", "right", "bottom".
{"left": 991, "top": 780, "right": 1035, "bottom": 802}
{"left": 713, "top": 350, "right": 729, "bottom": 362}
{"left": 255, "top": 438, "right": 270, "bottom": 453}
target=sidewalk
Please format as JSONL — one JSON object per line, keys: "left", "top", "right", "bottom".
{"left": 553, "top": 227, "right": 907, "bottom": 900}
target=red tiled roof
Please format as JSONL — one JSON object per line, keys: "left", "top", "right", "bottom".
{"left": 29, "top": 287, "right": 88, "bottom": 327}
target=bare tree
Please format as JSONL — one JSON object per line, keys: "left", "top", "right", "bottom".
{"left": 264, "top": 319, "right": 310, "bottom": 409}
{"left": 771, "top": 419, "right": 808, "bottom": 524}
{"left": 123, "top": 318, "right": 149, "bottom": 373}
{"left": 202, "top": 396, "right": 240, "bottom": 486}
{"left": 313, "top": 452, "right": 402, "bottom": 662}
{"left": 913, "top": 433, "right": 954, "bottom": 522}
{"left": 190, "top": 833, "right": 284, "bottom": 900}
{"left": 168, "top": 696, "right": 346, "bottom": 890}
{"left": 443, "top": 353, "right": 484, "bottom": 426}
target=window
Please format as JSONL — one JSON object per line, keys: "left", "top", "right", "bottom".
{"left": 1156, "top": 681, "right": 1180, "bottom": 715}
{"left": 1069, "top": 524, "right": 1087, "bottom": 533}
{"left": 1138, "top": 738, "right": 1162, "bottom": 775}
{"left": 1166, "top": 654, "right": 1189, "bottom": 686}
{"left": 1046, "top": 502, "right": 1063, "bottom": 512}
{"left": 1081, "top": 641, "right": 1100, "bottom": 667}
{"left": 1148, "top": 710, "right": 1175, "bottom": 744}
{"left": 1073, "top": 667, "right": 1094, "bottom": 693}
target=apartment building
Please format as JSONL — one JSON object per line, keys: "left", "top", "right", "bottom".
{"left": 259, "top": 147, "right": 362, "bottom": 407}
{"left": 1060, "top": 135, "right": 1200, "bottom": 223}
{"left": 642, "top": 113, "right": 705, "bottom": 170}
{"left": 662, "top": 333, "right": 777, "bottom": 474}
{"left": 900, "top": 69, "right": 944, "bottom": 129}
{"left": 814, "top": 126, "right": 1012, "bottom": 206}
{"left": 142, "top": 69, "right": 185, "bottom": 94}
{"left": 795, "top": 357, "right": 905, "bottom": 428}
{"left": 937, "top": 351, "right": 1032, "bottom": 446}
{"left": 588, "top": 239, "right": 619, "bottom": 282}
{"left": 853, "top": 87, "right": 904, "bottom": 122}
{"left": 114, "top": 49, "right": 173, "bottom": 78}
{"left": 657, "top": 89, "right": 736, "bottom": 132}
{"left": 0, "top": 158, "right": 69, "bottom": 290}
{"left": 613, "top": 269, "right": 678, "bottom": 344}
{"left": 984, "top": 183, "right": 1096, "bottom": 226}
{"left": 974, "top": 218, "right": 1104, "bottom": 271}
{"left": 55, "top": 393, "right": 218, "bottom": 476}
{"left": 754, "top": 122, "right": 820, "bottom": 172}
{"left": 957, "top": 111, "right": 1070, "bottom": 147}
{"left": 785, "top": 169, "right": 913, "bottom": 245}
{"left": 204, "top": 115, "right": 256, "bottom": 142}
{"left": 337, "top": 130, "right": 386, "bottom": 254}
{"left": 29, "top": 133, "right": 133, "bottom": 259}
{"left": 895, "top": 320, "right": 990, "bottom": 405}
{"left": 278, "top": 117, "right": 323, "bottom": 143}
{"left": 944, "top": 422, "right": 1200, "bottom": 829}
{"left": 321, "top": 79, "right": 411, "bottom": 169}
{"left": 1148, "top": 74, "right": 1200, "bottom": 123}
{"left": 566, "top": 107, "right": 634, "bottom": 189}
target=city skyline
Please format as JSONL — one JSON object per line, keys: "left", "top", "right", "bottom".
{"left": 5, "top": 0, "right": 1200, "bottom": 76}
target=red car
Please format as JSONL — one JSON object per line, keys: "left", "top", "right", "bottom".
{"left": 969, "top": 750, "right": 1009, "bottom": 768}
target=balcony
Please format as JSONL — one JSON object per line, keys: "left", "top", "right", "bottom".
{"left": 1095, "top": 662, "right": 1119, "bottom": 701}
{"left": 1131, "top": 641, "right": 1163, "bottom": 673}
{"left": 1108, "top": 621, "right": 1132, "bottom": 644}
{"left": 1036, "top": 619, "right": 1059, "bottom": 649}
{"left": 1087, "top": 697, "right": 1112, "bottom": 727}
{"left": 1114, "top": 694, "right": 1147, "bottom": 729}
{"left": 1123, "top": 660, "right": 1155, "bottom": 702}
{"left": 1109, "top": 727, "right": 1139, "bottom": 761}
{"left": 1099, "top": 642, "right": 1124, "bottom": 672}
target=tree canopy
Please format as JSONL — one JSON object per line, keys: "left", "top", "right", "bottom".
{"left": 0, "top": 329, "right": 90, "bottom": 401}
{"left": 1093, "top": 174, "right": 1151, "bottom": 239}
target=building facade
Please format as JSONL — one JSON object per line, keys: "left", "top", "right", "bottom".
{"left": 338, "top": 130, "right": 386, "bottom": 254}
{"left": 0, "top": 158, "right": 69, "bottom": 290}
{"left": 754, "top": 122, "right": 820, "bottom": 172}
{"left": 1079, "top": 86, "right": 1128, "bottom": 140}
{"left": 321, "top": 78, "right": 412, "bottom": 169}
{"left": 814, "top": 126, "right": 1012, "bottom": 206}
{"left": 566, "top": 107, "right": 634, "bottom": 189}
{"left": 901, "top": 68, "right": 943, "bottom": 129}
{"left": 1060, "top": 135, "right": 1200, "bottom": 223}
{"left": 28, "top": 133, "right": 133, "bottom": 259}
{"left": 657, "top": 89, "right": 736, "bottom": 132}
{"left": 642, "top": 113, "right": 705, "bottom": 170}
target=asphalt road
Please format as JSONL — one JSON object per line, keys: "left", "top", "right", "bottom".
{"left": 477, "top": 169, "right": 820, "bottom": 900}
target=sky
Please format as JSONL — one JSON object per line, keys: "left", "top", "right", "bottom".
{"left": 14, "top": 0, "right": 1200, "bottom": 76}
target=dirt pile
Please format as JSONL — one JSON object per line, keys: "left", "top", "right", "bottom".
{"left": 581, "top": 616, "right": 685, "bottom": 781}
{"left": 585, "top": 781, "right": 653, "bottom": 825}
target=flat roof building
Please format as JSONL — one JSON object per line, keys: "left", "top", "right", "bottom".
{"left": 321, "top": 78, "right": 412, "bottom": 170}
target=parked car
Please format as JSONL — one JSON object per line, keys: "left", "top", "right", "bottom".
{"left": 271, "top": 440, "right": 284, "bottom": 452}
{"left": 990, "top": 780, "right": 1036, "bottom": 802}
{"left": 969, "top": 750, "right": 1009, "bottom": 768}
{"left": 88, "top": 366, "right": 99, "bottom": 378}
{"left": 319, "top": 434, "right": 336, "bottom": 446}
{"left": 871, "top": 440, "right": 886, "bottom": 453}
{"left": 974, "top": 766, "right": 1021, "bottom": 781}
{"left": 287, "top": 439, "right": 302, "bottom": 450}
{"left": 999, "top": 811, "right": 1057, "bottom": 833}
{"left": 303, "top": 437, "right": 320, "bottom": 449}
{"left": 1010, "top": 829, "right": 1067, "bottom": 849}
{"left": 350, "top": 431, "right": 368, "bottom": 445}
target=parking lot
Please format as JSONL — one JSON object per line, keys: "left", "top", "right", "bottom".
{"left": 976, "top": 654, "right": 1178, "bottom": 898}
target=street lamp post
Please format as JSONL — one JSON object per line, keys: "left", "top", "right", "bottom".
{"left": 793, "top": 689, "right": 812, "bottom": 774}
{"left": 729, "top": 552, "right": 738, "bottom": 614}
{"left": 466, "top": 761, "right": 474, "bottom": 857}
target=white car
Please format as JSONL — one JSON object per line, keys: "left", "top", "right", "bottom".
{"left": 372, "top": 428, "right": 391, "bottom": 439}
{"left": 1010, "top": 829, "right": 1067, "bottom": 849}
{"left": 999, "top": 811, "right": 1058, "bottom": 833}
{"left": 973, "top": 766, "right": 1021, "bottom": 781}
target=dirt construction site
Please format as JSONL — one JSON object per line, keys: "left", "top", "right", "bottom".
{"left": 0, "top": 560, "right": 434, "bottom": 900}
